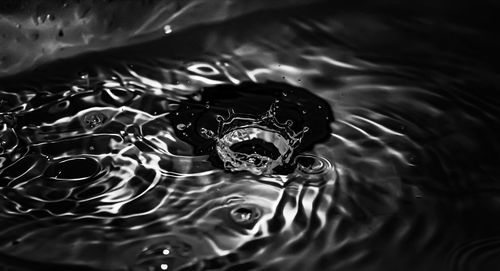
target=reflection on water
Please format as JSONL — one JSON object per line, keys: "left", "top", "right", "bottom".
{"left": 1, "top": 0, "right": 500, "bottom": 271}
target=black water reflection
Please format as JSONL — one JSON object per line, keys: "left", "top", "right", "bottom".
{"left": 1, "top": 1, "right": 500, "bottom": 271}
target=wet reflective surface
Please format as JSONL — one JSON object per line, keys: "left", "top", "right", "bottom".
{"left": 1, "top": 1, "right": 500, "bottom": 270}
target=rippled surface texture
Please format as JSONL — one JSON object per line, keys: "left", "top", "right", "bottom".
{"left": 2, "top": 1, "right": 500, "bottom": 270}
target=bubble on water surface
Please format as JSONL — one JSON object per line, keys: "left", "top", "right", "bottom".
{"left": 230, "top": 204, "right": 261, "bottom": 225}
{"left": 82, "top": 112, "right": 107, "bottom": 129}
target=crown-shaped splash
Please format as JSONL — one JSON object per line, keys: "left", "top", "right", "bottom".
{"left": 215, "top": 102, "right": 309, "bottom": 175}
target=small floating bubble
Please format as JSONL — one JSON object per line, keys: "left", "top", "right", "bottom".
{"left": 160, "top": 264, "right": 168, "bottom": 270}
{"left": 230, "top": 205, "right": 261, "bottom": 225}
{"left": 83, "top": 112, "right": 106, "bottom": 129}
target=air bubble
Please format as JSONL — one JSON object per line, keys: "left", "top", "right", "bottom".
{"left": 230, "top": 205, "right": 261, "bottom": 224}
{"left": 83, "top": 112, "right": 106, "bottom": 129}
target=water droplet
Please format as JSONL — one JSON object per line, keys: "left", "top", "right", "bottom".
{"left": 176, "top": 124, "right": 186, "bottom": 130}
{"left": 79, "top": 71, "right": 89, "bottom": 80}
{"left": 160, "top": 264, "right": 168, "bottom": 270}
{"left": 83, "top": 112, "right": 106, "bottom": 129}
{"left": 162, "top": 249, "right": 170, "bottom": 255}
{"left": 215, "top": 103, "right": 308, "bottom": 175}
{"left": 164, "top": 25, "right": 172, "bottom": 34}
{"left": 192, "top": 93, "right": 202, "bottom": 102}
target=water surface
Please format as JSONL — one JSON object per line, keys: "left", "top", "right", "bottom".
{"left": 1, "top": 1, "right": 500, "bottom": 271}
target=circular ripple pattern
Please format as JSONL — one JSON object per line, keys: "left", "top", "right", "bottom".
{"left": 1, "top": 1, "right": 500, "bottom": 271}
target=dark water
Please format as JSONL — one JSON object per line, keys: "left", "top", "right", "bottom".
{"left": 1, "top": 1, "right": 500, "bottom": 270}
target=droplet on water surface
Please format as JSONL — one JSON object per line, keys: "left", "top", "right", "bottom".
{"left": 176, "top": 123, "right": 187, "bottom": 131}
{"left": 167, "top": 82, "right": 334, "bottom": 175}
